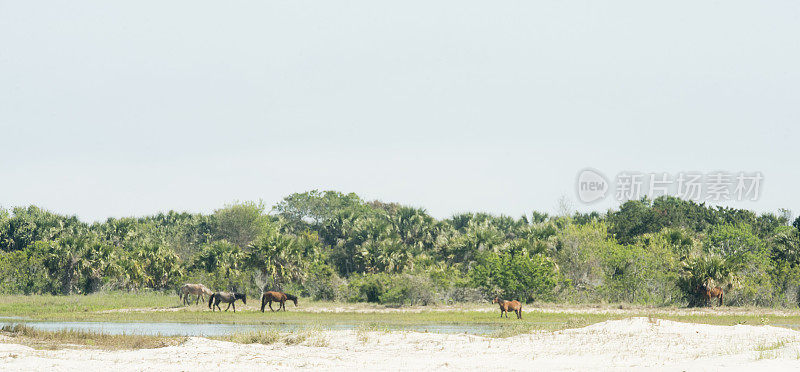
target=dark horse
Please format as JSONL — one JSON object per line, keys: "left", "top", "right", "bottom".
{"left": 208, "top": 292, "right": 247, "bottom": 312}
{"left": 261, "top": 291, "right": 298, "bottom": 312}
{"left": 492, "top": 297, "right": 522, "bottom": 319}
{"left": 699, "top": 283, "right": 724, "bottom": 307}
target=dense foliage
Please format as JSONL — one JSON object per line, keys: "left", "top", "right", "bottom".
{"left": 1, "top": 192, "right": 799, "bottom": 307}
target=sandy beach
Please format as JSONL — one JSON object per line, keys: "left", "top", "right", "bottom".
{"left": 3, "top": 317, "right": 800, "bottom": 371}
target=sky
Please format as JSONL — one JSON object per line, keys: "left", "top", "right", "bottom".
{"left": 1, "top": 1, "right": 798, "bottom": 222}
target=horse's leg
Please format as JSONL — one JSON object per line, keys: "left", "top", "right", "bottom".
{"left": 269, "top": 301, "right": 275, "bottom": 312}
{"left": 225, "top": 302, "right": 231, "bottom": 311}
{"left": 232, "top": 302, "right": 236, "bottom": 313}
{"left": 261, "top": 296, "right": 266, "bottom": 312}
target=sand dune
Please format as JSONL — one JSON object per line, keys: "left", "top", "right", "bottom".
{"left": 3, "top": 317, "right": 800, "bottom": 371}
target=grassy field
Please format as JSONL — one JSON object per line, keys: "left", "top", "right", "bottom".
{"left": 0, "top": 323, "right": 184, "bottom": 350}
{"left": 3, "top": 292, "right": 800, "bottom": 336}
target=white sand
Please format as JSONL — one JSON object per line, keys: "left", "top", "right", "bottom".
{"left": 3, "top": 317, "right": 800, "bottom": 371}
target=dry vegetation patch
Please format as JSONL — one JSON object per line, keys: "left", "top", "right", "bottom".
{"left": 0, "top": 323, "right": 184, "bottom": 350}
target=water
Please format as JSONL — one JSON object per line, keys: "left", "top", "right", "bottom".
{"left": 0, "top": 320, "right": 509, "bottom": 337}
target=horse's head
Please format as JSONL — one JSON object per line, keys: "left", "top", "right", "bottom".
{"left": 492, "top": 297, "right": 500, "bottom": 304}
{"left": 240, "top": 293, "right": 247, "bottom": 305}
{"left": 286, "top": 293, "right": 299, "bottom": 306}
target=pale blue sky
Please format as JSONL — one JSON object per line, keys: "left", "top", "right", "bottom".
{"left": 1, "top": 1, "right": 797, "bottom": 221}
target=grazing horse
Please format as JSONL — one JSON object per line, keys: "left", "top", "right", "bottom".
{"left": 260, "top": 291, "right": 298, "bottom": 312}
{"left": 179, "top": 283, "right": 213, "bottom": 306}
{"left": 208, "top": 292, "right": 247, "bottom": 312}
{"left": 492, "top": 297, "right": 522, "bottom": 319}
{"left": 699, "top": 283, "right": 724, "bottom": 307}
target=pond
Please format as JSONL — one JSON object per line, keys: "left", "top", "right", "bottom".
{"left": 0, "top": 320, "right": 519, "bottom": 336}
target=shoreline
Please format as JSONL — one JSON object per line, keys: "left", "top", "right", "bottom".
{"left": 3, "top": 317, "right": 800, "bottom": 370}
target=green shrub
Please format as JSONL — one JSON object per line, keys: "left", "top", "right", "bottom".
{"left": 469, "top": 251, "right": 558, "bottom": 302}
{"left": 303, "top": 263, "right": 346, "bottom": 301}
{"left": 347, "top": 273, "right": 389, "bottom": 302}
{"left": 378, "top": 273, "right": 437, "bottom": 306}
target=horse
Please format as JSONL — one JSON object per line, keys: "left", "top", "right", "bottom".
{"left": 260, "top": 291, "right": 298, "bottom": 312}
{"left": 699, "top": 283, "right": 724, "bottom": 307}
{"left": 208, "top": 292, "right": 247, "bottom": 312}
{"left": 492, "top": 297, "right": 523, "bottom": 319}
{"left": 179, "top": 283, "right": 213, "bottom": 306}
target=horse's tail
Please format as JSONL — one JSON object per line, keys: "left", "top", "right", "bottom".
{"left": 208, "top": 293, "right": 215, "bottom": 309}
{"left": 260, "top": 293, "right": 266, "bottom": 312}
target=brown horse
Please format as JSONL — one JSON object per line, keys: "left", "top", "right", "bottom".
{"left": 179, "top": 283, "right": 213, "bottom": 306}
{"left": 261, "top": 291, "right": 298, "bottom": 312}
{"left": 493, "top": 297, "right": 522, "bottom": 319}
{"left": 699, "top": 283, "right": 724, "bottom": 307}
{"left": 208, "top": 292, "right": 247, "bottom": 312}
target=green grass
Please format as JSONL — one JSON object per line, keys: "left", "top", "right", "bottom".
{"left": 755, "top": 340, "right": 789, "bottom": 360}
{"left": 0, "top": 291, "right": 179, "bottom": 319}
{"left": 213, "top": 327, "right": 328, "bottom": 346}
{"left": 0, "top": 292, "right": 614, "bottom": 327}
{"left": 4, "top": 292, "right": 800, "bottom": 337}
{"left": 755, "top": 339, "right": 788, "bottom": 352}
{"left": 213, "top": 329, "right": 281, "bottom": 344}
{"left": 0, "top": 323, "right": 184, "bottom": 350}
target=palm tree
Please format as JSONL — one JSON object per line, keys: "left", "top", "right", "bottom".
{"left": 81, "top": 241, "right": 123, "bottom": 293}
{"left": 42, "top": 234, "right": 94, "bottom": 294}
{"left": 771, "top": 228, "right": 800, "bottom": 265}
{"left": 680, "top": 254, "right": 739, "bottom": 306}
{"left": 191, "top": 241, "right": 243, "bottom": 279}
{"left": 246, "top": 229, "right": 304, "bottom": 291}
{"left": 127, "top": 243, "right": 183, "bottom": 290}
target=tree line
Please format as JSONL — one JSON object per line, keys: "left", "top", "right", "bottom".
{"left": 1, "top": 191, "right": 799, "bottom": 307}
